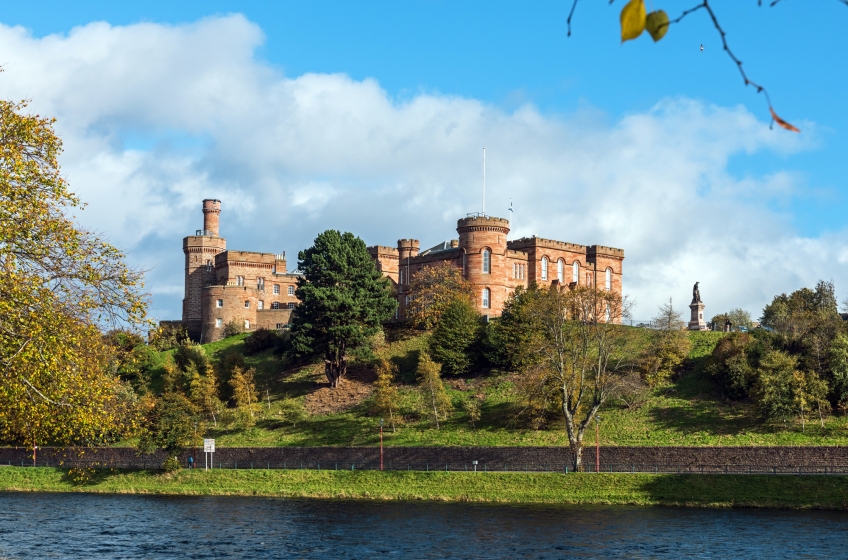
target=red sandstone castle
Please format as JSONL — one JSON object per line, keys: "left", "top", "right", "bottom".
{"left": 182, "top": 200, "right": 624, "bottom": 341}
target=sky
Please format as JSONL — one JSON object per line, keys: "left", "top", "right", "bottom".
{"left": 1, "top": 0, "right": 846, "bottom": 323}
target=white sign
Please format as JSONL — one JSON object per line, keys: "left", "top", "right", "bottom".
{"left": 203, "top": 438, "right": 215, "bottom": 453}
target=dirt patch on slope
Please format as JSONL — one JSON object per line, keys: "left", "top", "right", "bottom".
{"left": 304, "top": 363, "right": 376, "bottom": 416}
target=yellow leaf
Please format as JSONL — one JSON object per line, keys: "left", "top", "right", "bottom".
{"left": 645, "top": 10, "right": 669, "bottom": 42}
{"left": 770, "top": 108, "right": 801, "bottom": 133}
{"left": 620, "top": 0, "right": 646, "bottom": 43}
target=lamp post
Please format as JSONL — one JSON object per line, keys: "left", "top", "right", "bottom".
{"left": 379, "top": 418, "right": 384, "bottom": 471}
{"left": 595, "top": 415, "right": 601, "bottom": 474}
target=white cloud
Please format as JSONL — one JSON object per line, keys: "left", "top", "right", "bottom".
{"left": 0, "top": 15, "right": 835, "bottom": 322}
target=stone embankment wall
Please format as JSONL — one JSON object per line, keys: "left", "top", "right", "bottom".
{"left": 3, "top": 446, "right": 848, "bottom": 470}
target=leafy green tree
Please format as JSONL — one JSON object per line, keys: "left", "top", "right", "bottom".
{"left": 138, "top": 393, "right": 200, "bottom": 456}
{"left": 483, "top": 284, "right": 545, "bottom": 371}
{"left": 752, "top": 350, "right": 798, "bottom": 426}
{"left": 429, "top": 298, "right": 481, "bottom": 376}
{"left": 417, "top": 352, "right": 453, "bottom": 429}
{"left": 828, "top": 333, "right": 848, "bottom": 410}
{"left": 371, "top": 358, "right": 402, "bottom": 432}
{"left": 289, "top": 230, "right": 396, "bottom": 388}
{"left": 708, "top": 333, "right": 757, "bottom": 400}
{"left": 462, "top": 395, "right": 483, "bottom": 428}
{"left": 640, "top": 298, "right": 691, "bottom": 387}
{"left": 188, "top": 366, "right": 222, "bottom": 427}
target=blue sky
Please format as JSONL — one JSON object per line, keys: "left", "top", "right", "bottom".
{"left": 1, "top": 1, "right": 845, "bottom": 321}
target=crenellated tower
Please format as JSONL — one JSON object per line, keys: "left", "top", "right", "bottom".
{"left": 182, "top": 199, "right": 227, "bottom": 339}
{"left": 457, "top": 215, "right": 510, "bottom": 315}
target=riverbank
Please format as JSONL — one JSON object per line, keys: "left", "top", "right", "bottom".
{"left": 2, "top": 467, "right": 847, "bottom": 510}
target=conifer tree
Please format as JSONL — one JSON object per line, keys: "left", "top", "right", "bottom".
{"left": 429, "top": 297, "right": 481, "bottom": 376}
{"left": 289, "top": 230, "right": 396, "bottom": 388}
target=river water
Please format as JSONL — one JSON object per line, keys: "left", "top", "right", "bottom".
{"left": 1, "top": 492, "right": 846, "bottom": 559}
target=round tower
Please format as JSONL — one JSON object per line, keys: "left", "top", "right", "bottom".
{"left": 457, "top": 215, "right": 510, "bottom": 314}
{"left": 397, "top": 239, "right": 420, "bottom": 261}
{"left": 202, "top": 199, "right": 222, "bottom": 237}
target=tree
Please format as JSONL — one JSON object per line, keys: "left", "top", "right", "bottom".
{"left": 229, "top": 366, "right": 260, "bottom": 427}
{"left": 429, "top": 297, "right": 481, "bottom": 376}
{"left": 138, "top": 393, "right": 200, "bottom": 457}
{"left": 483, "top": 284, "right": 546, "bottom": 371}
{"left": 371, "top": 358, "right": 402, "bottom": 432}
{"left": 416, "top": 352, "right": 453, "bottom": 429}
{"left": 462, "top": 395, "right": 483, "bottom": 428}
{"left": 406, "top": 262, "right": 475, "bottom": 329}
{"left": 188, "top": 366, "right": 222, "bottom": 427}
{"left": 567, "top": 0, "right": 805, "bottom": 132}
{"left": 0, "top": 99, "right": 147, "bottom": 449}
{"left": 289, "top": 230, "right": 396, "bottom": 388}
{"left": 752, "top": 350, "right": 798, "bottom": 426}
{"left": 518, "top": 285, "right": 634, "bottom": 471}
{"left": 639, "top": 298, "right": 691, "bottom": 387}
{"left": 828, "top": 333, "right": 848, "bottom": 410}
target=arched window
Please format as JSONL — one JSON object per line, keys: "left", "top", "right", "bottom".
{"left": 482, "top": 249, "right": 491, "bottom": 274}
{"left": 572, "top": 261, "right": 579, "bottom": 284}
{"left": 482, "top": 288, "right": 491, "bottom": 309}
{"left": 557, "top": 259, "right": 564, "bottom": 283}
{"left": 605, "top": 268, "right": 612, "bottom": 290}
{"left": 541, "top": 257, "right": 548, "bottom": 280}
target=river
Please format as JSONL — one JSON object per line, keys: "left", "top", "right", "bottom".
{"left": 1, "top": 492, "right": 845, "bottom": 558}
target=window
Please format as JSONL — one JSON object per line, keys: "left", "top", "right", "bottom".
{"left": 287, "top": 302, "right": 296, "bottom": 309}
{"left": 206, "top": 260, "right": 212, "bottom": 272}
{"left": 288, "top": 285, "right": 295, "bottom": 296}
{"left": 462, "top": 252, "right": 467, "bottom": 275}
{"left": 405, "top": 295, "right": 411, "bottom": 306}
{"left": 482, "top": 288, "right": 491, "bottom": 309}
{"left": 605, "top": 268, "right": 612, "bottom": 290}
{"left": 258, "top": 300, "right": 264, "bottom": 310}
{"left": 557, "top": 259, "right": 564, "bottom": 283}
{"left": 215, "top": 318, "right": 222, "bottom": 328}
{"left": 273, "top": 285, "right": 280, "bottom": 295}
{"left": 271, "top": 302, "right": 281, "bottom": 309}
{"left": 541, "top": 257, "right": 548, "bottom": 280}
{"left": 572, "top": 261, "right": 579, "bottom": 284}
{"left": 276, "top": 323, "right": 284, "bottom": 330}
{"left": 482, "top": 249, "right": 491, "bottom": 274}
{"left": 399, "top": 269, "right": 405, "bottom": 285}
{"left": 236, "top": 276, "right": 244, "bottom": 287}
{"left": 257, "top": 277, "right": 265, "bottom": 291}
{"left": 605, "top": 304, "right": 611, "bottom": 322}
{"left": 244, "top": 320, "right": 250, "bottom": 329}
{"left": 244, "top": 300, "right": 250, "bottom": 308}
{"left": 216, "top": 299, "right": 223, "bottom": 308}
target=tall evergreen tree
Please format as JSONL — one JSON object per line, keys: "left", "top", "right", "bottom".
{"left": 290, "top": 230, "right": 396, "bottom": 388}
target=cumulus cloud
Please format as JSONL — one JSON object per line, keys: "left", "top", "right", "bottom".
{"left": 0, "top": 15, "right": 835, "bottom": 321}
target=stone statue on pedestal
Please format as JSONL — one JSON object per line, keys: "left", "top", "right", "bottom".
{"left": 688, "top": 282, "right": 707, "bottom": 331}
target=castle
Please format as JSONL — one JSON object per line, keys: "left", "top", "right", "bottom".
{"left": 182, "top": 200, "right": 624, "bottom": 342}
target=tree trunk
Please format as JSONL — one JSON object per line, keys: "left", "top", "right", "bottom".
{"left": 325, "top": 350, "right": 348, "bottom": 388}
{"left": 571, "top": 439, "right": 584, "bottom": 472}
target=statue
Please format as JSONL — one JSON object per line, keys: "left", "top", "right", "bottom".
{"left": 692, "top": 282, "right": 701, "bottom": 304}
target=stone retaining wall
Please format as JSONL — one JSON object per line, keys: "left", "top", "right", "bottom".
{"left": 2, "top": 446, "right": 848, "bottom": 470}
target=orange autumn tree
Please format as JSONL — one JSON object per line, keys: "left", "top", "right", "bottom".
{"left": 0, "top": 99, "right": 148, "bottom": 449}
{"left": 406, "top": 262, "right": 475, "bottom": 330}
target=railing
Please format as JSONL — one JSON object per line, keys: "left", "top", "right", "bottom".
{"left": 6, "top": 459, "right": 848, "bottom": 475}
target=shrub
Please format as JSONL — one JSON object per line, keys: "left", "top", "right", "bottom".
{"left": 162, "top": 456, "right": 182, "bottom": 472}
{"left": 149, "top": 323, "right": 189, "bottom": 351}
{"left": 278, "top": 398, "right": 308, "bottom": 427}
{"left": 221, "top": 319, "right": 244, "bottom": 338}
{"left": 173, "top": 341, "right": 209, "bottom": 373}
{"left": 243, "top": 328, "right": 279, "bottom": 355}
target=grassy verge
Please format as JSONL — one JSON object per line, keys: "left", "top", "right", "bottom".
{"left": 2, "top": 467, "right": 848, "bottom": 510}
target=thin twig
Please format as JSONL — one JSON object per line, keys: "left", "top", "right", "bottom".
{"left": 567, "top": 0, "right": 580, "bottom": 37}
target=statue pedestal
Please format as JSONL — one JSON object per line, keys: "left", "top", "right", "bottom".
{"left": 688, "top": 301, "right": 707, "bottom": 331}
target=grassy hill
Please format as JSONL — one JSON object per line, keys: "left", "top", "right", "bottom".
{"left": 147, "top": 329, "right": 848, "bottom": 447}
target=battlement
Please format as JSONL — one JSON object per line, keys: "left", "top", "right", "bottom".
{"left": 457, "top": 215, "right": 510, "bottom": 233}
{"left": 588, "top": 245, "right": 625, "bottom": 258}
{"left": 367, "top": 245, "right": 400, "bottom": 256}
{"left": 508, "top": 236, "right": 587, "bottom": 253}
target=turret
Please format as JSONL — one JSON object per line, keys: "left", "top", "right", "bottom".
{"left": 202, "top": 199, "right": 221, "bottom": 237}
{"left": 397, "top": 239, "right": 420, "bottom": 261}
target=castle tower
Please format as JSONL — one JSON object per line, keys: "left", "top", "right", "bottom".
{"left": 457, "top": 215, "right": 510, "bottom": 315}
{"left": 397, "top": 238, "right": 420, "bottom": 285}
{"left": 182, "top": 199, "right": 227, "bottom": 340}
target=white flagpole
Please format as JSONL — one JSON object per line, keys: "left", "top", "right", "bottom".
{"left": 482, "top": 147, "right": 486, "bottom": 215}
